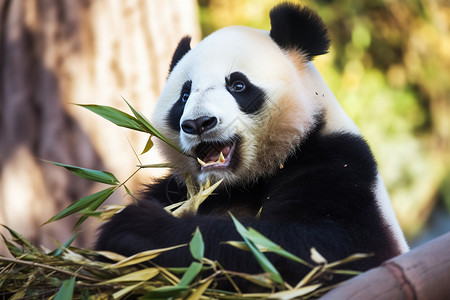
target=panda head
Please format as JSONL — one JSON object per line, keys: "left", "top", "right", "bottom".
{"left": 152, "top": 3, "right": 332, "bottom": 186}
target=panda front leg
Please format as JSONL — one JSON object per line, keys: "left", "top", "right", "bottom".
{"left": 96, "top": 200, "right": 254, "bottom": 269}
{"left": 95, "top": 199, "right": 363, "bottom": 287}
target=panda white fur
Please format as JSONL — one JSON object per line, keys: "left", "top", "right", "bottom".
{"left": 96, "top": 3, "right": 408, "bottom": 288}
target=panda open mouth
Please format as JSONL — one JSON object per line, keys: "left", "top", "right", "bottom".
{"left": 195, "top": 139, "right": 237, "bottom": 170}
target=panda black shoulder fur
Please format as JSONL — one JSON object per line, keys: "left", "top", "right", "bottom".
{"left": 96, "top": 2, "right": 408, "bottom": 287}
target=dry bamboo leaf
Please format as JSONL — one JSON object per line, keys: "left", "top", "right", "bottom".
{"left": 295, "top": 266, "right": 322, "bottom": 289}
{"left": 157, "top": 265, "right": 181, "bottom": 285}
{"left": 310, "top": 247, "right": 327, "bottom": 264}
{"left": 112, "top": 282, "right": 144, "bottom": 299}
{"left": 62, "top": 248, "right": 104, "bottom": 267}
{"left": 102, "top": 268, "right": 159, "bottom": 284}
{"left": 231, "top": 272, "right": 273, "bottom": 289}
{"left": 185, "top": 174, "right": 197, "bottom": 199}
{"left": 269, "top": 284, "right": 322, "bottom": 299}
{"left": 164, "top": 201, "right": 186, "bottom": 212}
{"left": 245, "top": 284, "right": 322, "bottom": 299}
{"left": 223, "top": 241, "right": 269, "bottom": 252}
{"left": 99, "top": 205, "right": 126, "bottom": 221}
{"left": 172, "top": 179, "right": 222, "bottom": 217}
{"left": 110, "top": 244, "right": 187, "bottom": 268}
{"left": 326, "top": 253, "right": 371, "bottom": 268}
{"left": 10, "top": 290, "right": 26, "bottom": 300}
{"left": 186, "top": 279, "right": 213, "bottom": 300}
{"left": 96, "top": 251, "right": 127, "bottom": 262}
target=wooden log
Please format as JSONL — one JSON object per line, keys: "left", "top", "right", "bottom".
{"left": 320, "top": 232, "right": 450, "bottom": 300}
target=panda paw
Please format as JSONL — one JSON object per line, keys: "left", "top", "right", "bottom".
{"left": 96, "top": 200, "right": 187, "bottom": 254}
{"left": 122, "top": 200, "right": 179, "bottom": 229}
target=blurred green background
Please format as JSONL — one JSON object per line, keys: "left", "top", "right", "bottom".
{"left": 198, "top": 0, "right": 450, "bottom": 242}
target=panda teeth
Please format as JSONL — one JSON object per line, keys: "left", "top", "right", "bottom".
{"left": 197, "top": 157, "right": 206, "bottom": 166}
{"left": 219, "top": 151, "right": 226, "bottom": 163}
{"left": 197, "top": 151, "right": 226, "bottom": 168}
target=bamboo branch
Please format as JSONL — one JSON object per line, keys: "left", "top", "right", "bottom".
{"left": 0, "top": 256, "right": 102, "bottom": 282}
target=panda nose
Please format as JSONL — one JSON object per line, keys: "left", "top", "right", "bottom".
{"left": 181, "top": 116, "right": 218, "bottom": 135}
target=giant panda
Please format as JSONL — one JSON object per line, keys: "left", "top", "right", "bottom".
{"left": 96, "top": 2, "right": 408, "bottom": 288}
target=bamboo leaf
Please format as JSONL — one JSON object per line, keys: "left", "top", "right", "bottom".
{"left": 232, "top": 272, "right": 273, "bottom": 289}
{"left": 79, "top": 210, "right": 102, "bottom": 218}
{"left": 223, "top": 240, "right": 269, "bottom": 252}
{"left": 165, "top": 266, "right": 210, "bottom": 275}
{"left": 326, "top": 253, "right": 371, "bottom": 268}
{"left": 102, "top": 268, "right": 159, "bottom": 284}
{"left": 247, "top": 242, "right": 283, "bottom": 284}
{"left": 172, "top": 179, "right": 222, "bottom": 217}
{"left": 122, "top": 98, "right": 158, "bottom": 134}
{"left": 223, "top": 240, "right": 253, "bottom": 251}
{"left": 246, "top": 228, "right": 310, "bottom": 266}
{"left": 113, "top": 282, "right": 143, "bottom": 299}
{"left": 189, "top": 227, "right": 204, "bottom": 261}
{"left": 51, "top": 233, "right": 78, "bottom": 257}
{"left": 54, "top": 277, "right": 76, "bottom": 300}
{"left": 178, "top": 262, "right": 202, "bottom": 287}
{"left": 295, "top": 266, "right": 322, "bottom": 289}
{"left": 164, "top": 201, "right": 186, "bottom": 212}
{"left": 77, "top": 104, "right": 146, "bottom": 132}
{"left": 247, "top": 284, "right": 322, "bottom": 300}
{"left": 1, "top": 234, "right": 23, "bottom": 257}
{"left": 10, "top": 290, "right": 26, "bottom": 300}
{"left": 141, "top": 136, "right": 154, "bottom": 155}
{"left": 110, "top": 244, "right": 187, "bottom": 268}
{"left": 157, "top": 265, "right": 181, "bottom": 285}
{"left": 1, "top": 225, "right": 39, "bottom": 254}
{"left": 47, "top": 161, "right": 120, "bottom": 185}
{"left": 98, "top": 205, "right": 126, "bottom": 221}
{"left": 44, "top": 187, "right": 116, "bottom": 225}
{"left": 165, "top": 266, "right": 191, "bottom": 273}
{"left": 185, "top": 279, "right": 213, "bottom": 300}
{"left": 230, "top": 215, "right": 283, "bottom": 284}
{"left": 73, "top": 198, "right": 107, "bottom": 230}
{"left": 269, "top": 284, "right": 322, "bottom": 299}
{"left": 122, "top": 98, "right": 182, "bottom": 153}
{"left": 124, "top": 185, "right": 138, "bottom": 202}
{"left": 330, "top": 269, "right": 362, "bottom": 275}
{"left": 184, "top": 174, "right": 197, "bottom": 199}
{"left": 96, "top": 251, "right": 127, "bottom": 262}
{"left": 62, "top": 248, "right": 101, "bottom": 267}
{"left": 310, "top": 247, "right": 327, "bottom": 264}
{"left": 226, "top": 224, "right": 310, "bottom": 267}
{"left": 141, "top": 286, "right": 189, "bottom": 299}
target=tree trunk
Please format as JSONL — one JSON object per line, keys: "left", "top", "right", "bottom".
{"left": 0, "top": 0, "right": 200, "bottom": 253}
{"left": 320, "top": 233, "right": 450, "bottom": 300}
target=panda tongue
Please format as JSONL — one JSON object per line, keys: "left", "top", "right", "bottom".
{"left": 205, "top": 145, "right": 231, "bottom": 164}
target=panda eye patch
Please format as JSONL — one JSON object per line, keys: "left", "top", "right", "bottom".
{"left": 179, "top": 80, "right": 192, "bottom": 103}
{"left": 226, "top": 72, "right": 248, "bottom": 93}
{"left": 181, "top": 92, "right": 190, "bottom": 102}
{"left": 225, "top": 71, "right": 265, "bottom": 114}
{"left": 230, "top": 80, "right": 246, "bottom": 92}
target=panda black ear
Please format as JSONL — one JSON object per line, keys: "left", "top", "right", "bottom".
{"left": 269, "top": 3, "right": 330, "bottom": 60}
{"left": 168, "top": 36, "right": 191, "bottom": 74}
